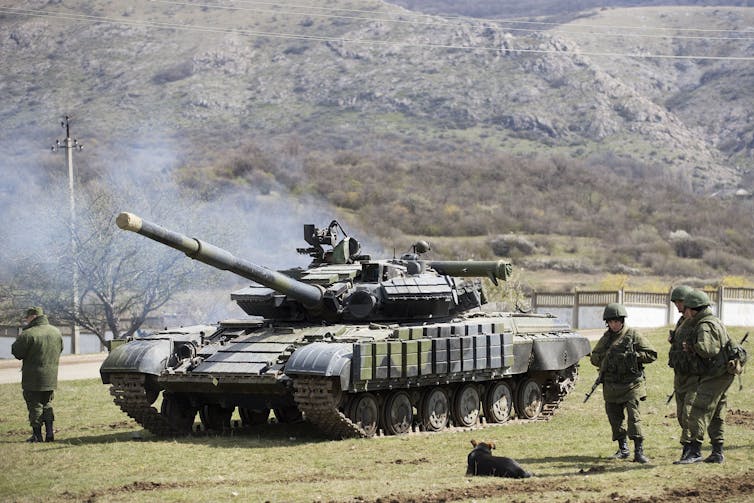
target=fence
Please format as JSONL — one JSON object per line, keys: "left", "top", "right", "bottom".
{"left": 532, "top": 287, "right": 754, "bottom": 329}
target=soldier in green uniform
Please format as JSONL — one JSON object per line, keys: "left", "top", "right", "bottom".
{"left": 676, "top": 290, "right": 735, "bottom": 464}
{"left": 666, "top": 285, "right": 695, "bottom": 463}
{"left": 590, "top": 303, "right": 658, "bottom": 463}
{"left": 11, "top": 307, "right": 63, "bottom": 442}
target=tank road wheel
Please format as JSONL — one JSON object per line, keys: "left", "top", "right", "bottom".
{"left": 420, "top": 387, "right": 449, "bottom": 432}
{"left": 274, "top": 406, "right": 303, "bottom": 424}
{"left": 239, "top": 407, "right": 270, "bottom": 427}
{"left": 515, "top": 378, "right": 543, "bottom": 419}
{"left": 484, "top": 381, "right": 513, "bottom": 424}
{"left": 200, "top": 404, "right": 234, "bottom": 432}
{"left": 383, "top": 391, "right": 414, "bottom": 435}
{"left": 348, "top": 393, "right": 380, "bottom": 437}
{"left": 160, "top": 393, "right": 196, "bottom": 434}
{"left": 453, "top": 384, "right": 481, "bottom": 428}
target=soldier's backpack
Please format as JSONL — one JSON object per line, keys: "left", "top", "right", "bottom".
{"left": 725, "top": 334, "right": 748, "bottom": 376}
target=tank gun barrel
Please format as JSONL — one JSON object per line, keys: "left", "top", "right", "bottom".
{"left": 116, "top": 212, "right": 323, "bottom": 308}
{"left": 425, "top": 260, "right": 511, "bottom": 284}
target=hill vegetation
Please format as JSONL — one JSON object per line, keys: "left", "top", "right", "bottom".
{"left": 2, "top": 0, "right": 754, "bottom": 296}
{"left": 187, "top": 139, "right": 754, "bottom": 285}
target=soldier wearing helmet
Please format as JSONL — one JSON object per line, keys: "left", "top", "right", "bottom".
{"left": 590, "top": 303, "right": 657, "bottom": 463}
{"left": 675, "top": 290, "right": 735, "bottom": 464}
{"left": 666, "top": 285, "right": 695, "bottom": 463}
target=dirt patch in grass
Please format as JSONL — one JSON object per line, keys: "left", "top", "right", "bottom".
{"left": 618, "top": 470, "right": 754, "bottom": 503}
{"left": 376, "top": 457, "right": 431, "bottom": 466}
{"left": 60, "top": 481, "right": 201, "bottom": 501}
{"left": 338, "top": 470, "right": 754, "bottom": 503}
{"left": 726, "top": 409, "right": 754, "bottom": 429}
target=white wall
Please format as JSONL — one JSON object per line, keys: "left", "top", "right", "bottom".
{"left": 625, "top": 306, "right": 668, "bottom": 328}
{"left": 723, "top": 301, "right": 754, "bottom": 326}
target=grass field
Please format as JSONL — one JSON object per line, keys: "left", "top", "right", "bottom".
{"left": 1, "top": 327, "right": 753, "bottom": 502}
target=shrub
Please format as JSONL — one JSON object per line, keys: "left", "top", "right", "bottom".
{"left": 673, "top": 238, "right": 705, "bottom": 259}
{"left": 703, "top": 250, "right": 754, "bottom": 275}
{"left": 489, "top": 234, "right": 536, "bottom": 258}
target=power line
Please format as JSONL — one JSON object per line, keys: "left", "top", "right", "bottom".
{"left": 213, "top": 0, "right": 754, "bottom": 38}
{"left": 217, "top": 0, "right": 754, "bottom": 35}
{"left": 155, "top": 0, "right": 754, "bottom": 42}
{"left": 1, "top": 5, "right": 753, "bottom": 61}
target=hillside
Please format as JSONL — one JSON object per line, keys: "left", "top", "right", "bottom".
{"left": 1, "top": 1, "right": 754, "bottom": 292}
{"left": 1, "top": 1, "right": 753, "bottom": 189}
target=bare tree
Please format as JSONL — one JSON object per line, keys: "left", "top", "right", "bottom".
{"left": 72, "top": 192, "right": 196, "bottom": 341}
{"left": 2, "top": 179, "right": 215, "bottom": 345}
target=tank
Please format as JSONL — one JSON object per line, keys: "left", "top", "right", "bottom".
{"left": 100, "top": 212, "right": 591, "bottom": 438}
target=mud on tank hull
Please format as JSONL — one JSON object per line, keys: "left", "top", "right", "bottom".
{"left": 101, "top": 314, "right": 590, "bottom": 439}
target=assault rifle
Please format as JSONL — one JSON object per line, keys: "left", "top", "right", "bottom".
{"left": 584, "top": 371, "right": 604, "bottom": 403}
{"left": 666, "top": 390, "right": 675, "bottom": 406}
{"left": 737, "top": 332, "right": 748, "bottom": 391}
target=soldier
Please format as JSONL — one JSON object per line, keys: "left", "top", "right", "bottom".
{"left": 666, "top": 285, "right": 695, "bottom": 463}
{"left": 590, "top": 303, "right": 658, "bottom": 463}
{"left": 11, "top": 307, "right": 63, "bottom": 442}
{"left": 677, "top": 290, "right": 735, "bottom": 464}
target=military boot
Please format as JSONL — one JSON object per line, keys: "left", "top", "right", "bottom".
{"left": 677, "top": 441, "right": 703, "bottom": 464}
{"left": 704, "top": 442, "right": 724, "bottom": 464}
{"left": 26, "top": 426, "right": 43, "bottom": 443}
{"left": 673, "top": 443, "right": 691, "bottom": 465}
{"left": 611, "top": 438, "right": 630, "bottom": 459}
{"left": 44, "top": 420, "right": 54, "bottom": 442}
{"left": 632, "top": 438, "right": 649, "bottom": 464}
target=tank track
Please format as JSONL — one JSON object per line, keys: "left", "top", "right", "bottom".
{"left": 109, "top": 373, "right": 180, "bottom": 437}
{"left": 292, "top": 365, "right": 579, "bottom": 439}
{"left": 110, "top": 367, "right": 579, "bottom": 439}
{"left": 538, "top": 365, "right": 579, "bottom": 421}
{"left": 292, "top": 377, "right": 368, "bottom": 439}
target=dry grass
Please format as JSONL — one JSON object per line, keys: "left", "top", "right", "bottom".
{"left": 1, "top": 327, "right": 752, "bottom": 502}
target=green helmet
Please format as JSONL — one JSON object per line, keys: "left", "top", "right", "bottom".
{"left": 684, "top": 290, "right": 711, "bottom": 309}
{"left": 603, "top": 302, "right": 628, "bottom": 320}
{"left": 670, "top": 285, "right": 693, "bottom": 302}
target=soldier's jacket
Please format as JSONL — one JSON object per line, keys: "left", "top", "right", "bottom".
{"left": 11, "top": 315, "right": 63, "bottom": 391}
{"left": 591, "top": 325, "right": 657, "bottom": 403}
{"left": 676, "top": 308, "right": 729, "bottom": 377}
{"left": 668, "top": 315, "right": 691, "bottom": 371}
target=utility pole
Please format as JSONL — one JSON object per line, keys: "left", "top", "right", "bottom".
{"left": 51, "top": 116, "right": 82, "bottom": 354}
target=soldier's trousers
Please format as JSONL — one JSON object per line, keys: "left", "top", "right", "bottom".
{"left": 687, "top": 372, "right": 734, "bottom": 445}
{"left": 605, "top": 398, "right": 642, "bottom": 441}
{"left": 22, "top": 390, "right": 55, "bottom": 428}
{"left": 674, "top": 372, "right": 696, "bottom": 444}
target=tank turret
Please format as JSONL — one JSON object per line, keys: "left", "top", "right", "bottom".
{"left": 102, "top": 212, "right": 590, "bottom": 440}
{"left": 116, "top": 212, "right": 510, "bottom": 322}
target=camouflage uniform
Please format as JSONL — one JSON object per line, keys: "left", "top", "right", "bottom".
{"left": 11, "top": 309, "right": 63, "bottom": 442}
{"left": 591, "top": 324, "right": 657, "bottom": 461}
{"left": 677, "top": 307, "right": 734, "bottom": 463}
{"left": 668, "top": 316, "right": 695, "bottom": 445}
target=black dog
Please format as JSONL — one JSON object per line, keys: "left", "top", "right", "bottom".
{"left": 466, "top": 440, "right": 532, "bottom": 479}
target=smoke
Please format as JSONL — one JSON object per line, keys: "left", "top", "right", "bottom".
{"left": 0, "top": 119, "right": 384, "bottom": 325}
